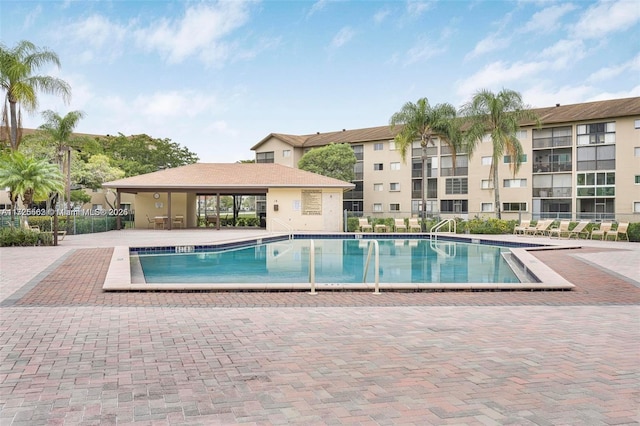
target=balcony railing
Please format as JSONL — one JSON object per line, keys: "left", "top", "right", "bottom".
{"left": 439, "top": 167, "right": 468, "bottom": 177}
{"left": 533, "top": 161, "right": 572, "bottom": 173}
{"left": 532, "top": 136, "right": 572, "bottom": 149}
{"left": 533, "top": 187, "right": 572, "bottom": 197}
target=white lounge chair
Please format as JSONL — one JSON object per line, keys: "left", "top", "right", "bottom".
{"left": 394, "top": 219, "right": 407, "bottom": 233}
{"left": 605, "top": 222, "right": 629, "bottom": 241}
{"left": 547, "top": 220, "right": 570, "bottom": 238}
{"left": 513, "top": 219, "right": 530, "bottom": 235}
{"left": 358, "top": 218, "right": 372, "bottom": 232}
{"left": 408, "top": 218, "right": 422, "bottom": 232}
{"left": 567, "top": 221, "right": 590, "bottom": 239}
{"left": 590, "top": 222, "right": 612, "bottom": 240}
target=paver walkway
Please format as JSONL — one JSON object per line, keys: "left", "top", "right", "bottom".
{"left": 0, "top": 231, "right": 638, "bottom": 425}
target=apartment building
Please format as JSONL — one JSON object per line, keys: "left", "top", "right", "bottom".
{"left": 251, "top": 97, "right": 640, "bottom": 222}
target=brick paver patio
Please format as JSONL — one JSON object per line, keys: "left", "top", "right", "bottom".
{"left": 0, "top": 232, "right": 638, "bottom": 425}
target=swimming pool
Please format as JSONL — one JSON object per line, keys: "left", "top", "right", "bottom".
{"left": 136, "top": 238, "right": 522, "bottom": 285}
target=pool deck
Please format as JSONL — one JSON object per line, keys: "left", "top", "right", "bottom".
{"left": 1, "top": 229, "right": 639, "bottom": 425}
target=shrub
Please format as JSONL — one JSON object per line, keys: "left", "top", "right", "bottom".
{"left": 627, "top": 222, "right": 640, "bottom": 242}
{"left": 0, "top": 227, "right": 40, "bottom": 246}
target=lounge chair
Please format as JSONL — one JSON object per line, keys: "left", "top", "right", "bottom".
{"left": 394, "top": 219, "right": 407, "bottom": 232}
{"left": 358, "top": 218, "right": 372, "bottom": 232}
{"left": 513, "top": 219, "right": 530, "bottom": 235}
{"left": 524, "top": 219, "right": 553, "bottom": 236}
{"left": 590, "top": 222, "right": 612, "bottom": 240}
{"left": 408, "top": 218, "right": 421, "bottom": 232}
{"left": 146, "top": 214, "right": 154, "bottom": 229}
{"left": 547, "top": 220, "right": 570, "bottom": 238}
{"left": 567, "top": 221, "right": 590, "bottom": 239}
{"left": 605, "top": 222, "right": 629, "bottom": 241}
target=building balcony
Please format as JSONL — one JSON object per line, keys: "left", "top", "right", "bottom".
{"left": 533, "top": 187, "right": 572, "bottom": 198}
{"left": 533, "top": 161, "right": 572, "bottom": 173}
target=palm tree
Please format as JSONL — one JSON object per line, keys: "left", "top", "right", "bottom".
{"left": 0, "top": 40, "right": 71, "bottom": 150}
{"left": 390, "top": 97, "right": 460, "bottom": 226}
{"left": 460, "top": 89, "right": 540, "bottom": 219}
{"left": 0, "top": 152, "right": 63, "bottom": 222}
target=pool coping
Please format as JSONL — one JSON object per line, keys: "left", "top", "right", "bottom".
{"left": 103, "top": 234, "right": 576, "bottom": 291}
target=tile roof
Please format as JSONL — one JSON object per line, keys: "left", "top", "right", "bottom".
{"left": 252, "top": 97, "right": 640, "bottom": 150}
{"left": 103, "top": 163, "right": 355, "bottom": 193}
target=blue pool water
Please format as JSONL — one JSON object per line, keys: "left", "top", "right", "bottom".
{"left": 136, "top": 238, "right": 520, "bottom": 284}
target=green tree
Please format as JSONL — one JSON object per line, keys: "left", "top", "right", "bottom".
{"left": 460, "top": 89, "right": 540, "bottom": 218}
{"left": 0, "top": 40, "right": 71, "bottom": 150}
{"left": 389, "top": 97, "right": 460, "bottom": 223}
{"left": 298, "top": 143, "right": 356, "bottom": 182}
{"left": 100, "top": 133, "right": 199, "bottom": 176}
{"left": 0, "top": 152, "right": 63, "bottom": 220}
{"left": 74, "top": 154, "right": 125, "bottom": 189}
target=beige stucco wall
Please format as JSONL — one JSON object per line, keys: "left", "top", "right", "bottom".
{"left": 256, "top": 137, "right": 301, "bottom": 168}
{"left": 266, "top": 188, "right": 344, "bottom": 232}
{"left": 613, "top": 116, "right": 640, "bottom": 216}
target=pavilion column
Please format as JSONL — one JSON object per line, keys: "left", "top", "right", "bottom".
{"left": 116, "top": 191, "right": 122, "bottom": 230}
{"left": 216, "top": 193, "right": 221, "bottom": 230}
{"left": 167, "top": 191, "right": 172, "bottom": 230}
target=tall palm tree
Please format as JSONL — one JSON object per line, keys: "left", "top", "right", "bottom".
{"left": 390, "top": 97, "right": 460, "bottom": 225}
{"left": 460, "top": 89, "right": 540, "bottom": 219}
{"left": 0, "top": 152, "right": 63, "bottom": 222}
{"left": 0, "top": 40, "right": 71, "bottom": 150}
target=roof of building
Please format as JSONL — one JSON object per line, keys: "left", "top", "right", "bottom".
{"left": 252, "top": 97, "right": 640, "bottom": 151}
{"left": 103, "top": 163, "right": 355, "bottom": 194}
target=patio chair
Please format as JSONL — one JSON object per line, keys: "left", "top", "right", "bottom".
{"left": 605, "top": 222, "right": 629, "bottom": 241}
{"left": 394, "top": 218, "right": 407, "bottom": 233}
{"left": 590, "top": 222, "right": 612, "bottom": 240}
{"left": 547, "top": 220, "right": 571, "bottom": 238}
{"left": 154, "top": 216, "right": 166, "bottom": 230}
{"left": 358, "top": 218, "right": 372, "bottom": 232}
{"left": 524, "top": 219, "right": 553, "bottom": 236}
{"left": 172, "top": 215, "right": 184, "bottom": 229}
{"left": 145, "top": 214, "right": 154, "bottom": 229}
{"left": 567, "top": 221, "right": 590, "bottom": 239}
{"left": 408, "top": 218, "right": 422, "bottom": 232}
{"left": 513, "top": 219, "right": 530, "bottom": 235}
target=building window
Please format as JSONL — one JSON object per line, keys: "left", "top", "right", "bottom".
{"left": 389, "top": 203, "right": 400, "bottom": 211}
{"left": 389, "top": 141, "right": 396, "bottom": 150}
{"left": 373, "top": 183, "right": 383, "bottom": 192}
{"left": 635, "top": 147, "right": 640, "bottom": 157}
{"left": 481, "top": 156, "right": 492, "bottom": 166}
{"left": 389, "top": 183, "right": 400, "bottom": 191}
{"left": 373, "top": 203, "right": 383, "bottom": 212}
{"left": 635, "top": 119, "right": 640, "bottom": 129}
{"left": 390, "top": 162, "right": 401, "bottom": 171}
{"left": 533, "top": 126, "right": 572, "bottom": 149}
{"left": 440, "top": 200, "right": 468, "bottom": 213}
{"left": 481, "top": 179, "right": 494, "bottom": 189}
{"left": 636, "top": 175, "right": 640, "bottom": 184}
{"left": 504, "top": 154, "right": 527, "bottom": 163}
{"left": 504, "top": 179, "right": 527, "bottom": 188}
{"left": 577, "top": 145, "right": 615, "bottom": 170}
{"left": 353, "top": 145, "right": 364, "bottom": 161}
{"left": 374, "top": 143, "right": 384, "bottom": 151}
{"left": 282, "top": 149, "right": 291, "bottom": 158}
{"left": 481, "top": 202, "right": 494, "bottom": 212}
{"left": 634, "top": 202, "right": 640, "bottom": 213}
{"left": 577, "top": 122, "right": 615, "bottom": 145}
{"left": 576, "top": 172, "right": 615, "bottom": 197}
{"left": 92, "top": 204, "right": 103, "bottom": 211}
{"left": 503, "top": 202, "right": 527, "bottom": 212}
{"left": 445, "top": 178, "right": 468, "bottom": 194}
{"left": 374, "top": 163, "right": 383, "bottom": 171}
{"left": 440, "top": 155, "right": 468, "bottom": 177}
{"left": 256, "top": 151, "right": 274, "bottom": 163}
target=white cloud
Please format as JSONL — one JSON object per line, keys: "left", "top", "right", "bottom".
{"left": 307, "top": 0, "right": 328, "bottom": 18}
{"left": 570, "top": 0, "right": 640, "bottom": 40}
{"left": 331, "top": 27, "right": 355, "bottom": 49}
{"left": 456, "top": 60, "right": 547, "bottom": 101}
{"left": 133, "top": 91, "right": 219, "bottom": 120}
{"left": 521, "top": 83, "right": 595, "bottom": 108}
{"left": 404, "top": 36, "right": 446, "bottom": 65}
{"left": 134, "top": 2, "right": 252, "bottom": 65}
{"left": 65, "top": 14, "right": 129, "bottom": 63}
{"left": 23, "top": 4, "right": 42, "bottom": 29}
{"left": 538, "top": 39, "right": 587, "bottom": 69}
{"left": 587, "top": 53, "right": 640, "bottom": 82}
{"left": 465, "top": 33, "right": 510, "bottom": 60}
{"left": 521, "top": 3, "right": 577, "bottom": 33}
{"left": 406, "top": 0, "right": 434, "bottom": 16}
{"left": 373, "top": 8, "right": 391, "bottom": 24}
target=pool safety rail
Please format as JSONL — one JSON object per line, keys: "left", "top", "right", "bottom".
{"left": 430, "top": 218, "right": 456, "bottom": 237}
{"left": 270, "top": 218, "right": 293, "bottom": 240}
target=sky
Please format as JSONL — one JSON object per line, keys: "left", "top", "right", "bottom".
{"left": 1, "top": 0, "right": 639, "bottom": 163}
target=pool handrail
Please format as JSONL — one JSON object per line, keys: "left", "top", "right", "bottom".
{"left": 308, "top": 239, "right": 316, "bottom": 295}
{"left": 270, "top": 217, "right": 293, "bottom": 240}
{"left": 430, "top": 218, "right": 456, "bottom": 241}
{"left": 362, "top": 240, "right": 381, "bottom": 294}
